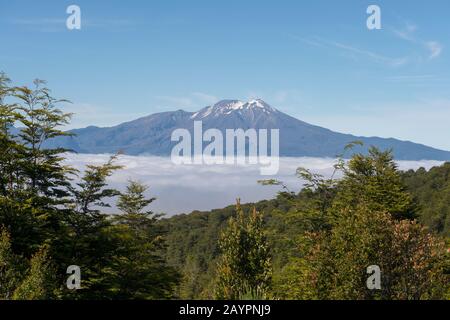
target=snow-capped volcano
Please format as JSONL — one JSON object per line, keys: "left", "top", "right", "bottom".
{"left": 44, "top": 98, "right": 450, "bottom": 161}
{"left": 191, "top": 99, "right": 277, "bottom": 119}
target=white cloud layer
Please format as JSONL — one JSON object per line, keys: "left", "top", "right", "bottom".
{"left": 63, "top": 154, "right": 444, "bottom": 216}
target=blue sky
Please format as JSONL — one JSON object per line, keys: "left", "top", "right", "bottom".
{"left": 1, "top": 0, "right": 449, "bottom": 150}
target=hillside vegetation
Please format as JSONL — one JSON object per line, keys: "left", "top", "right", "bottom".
{"left": 403, "top": 163, "right": 450, "bottom": 237}
{"left": 160, "top": 158, "right": 450, "bottom": 299}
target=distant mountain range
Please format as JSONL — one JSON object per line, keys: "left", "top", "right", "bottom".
{"left": 46, "top": 99, "right": 450, "bottom": 160}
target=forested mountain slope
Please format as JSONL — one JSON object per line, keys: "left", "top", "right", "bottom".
{"left": 403, "top": 163, "right": 450, "bottom": 237}
{"left": 160, "top": 162, "right": 450, "bottom": 299}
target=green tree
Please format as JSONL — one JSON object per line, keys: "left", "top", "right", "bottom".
{"left": 332, "top": 147, "right": 417, "bottom": 220}
{"left": 116, "top": 180, "right": 159, "bottom": 234}
{"left": 0, "top": 229, "right": 57, "bottom": 300}
{"left": 100, "top": 180, "right": 180, "bottom": 299}
{"left": 275, "top": 148, "right": 448, "bottom": 300}
{"left": 58, "top": 155, "right": 123, "bottom": 298}
{"left": 402, "top": 163, "right": 450, "bottom": 236}
{"left": 0, "top": 76, "right": 74, "bottom": 257}
{"left": 13, "top": 245, "right": 56, "bottom": 300}
{"left": 1, "top": 72, "right": 183, "bottom": 300}
{"left": 290, "top": 204, "right": 448, "bottom": 300}
{"left": 215, "top": 200, "right": 272, "bottom": 300}
{"left": 14, "top": 79, "right": 73, "bottom": 199}
{"left": 0, "top": 229, "right": 24, "bottom": 299}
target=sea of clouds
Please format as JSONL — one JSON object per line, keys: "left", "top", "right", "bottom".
{"left": 63, "top": 154, "right": 444, "bottom": 216}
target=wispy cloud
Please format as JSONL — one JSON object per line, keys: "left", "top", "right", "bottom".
{"left": 392, "top": 22, "right": 443, "bottom": 60}
{"left": 154, "top": 96, "right": 193, "bottom": 107}
{"left": 426, "top": 41, "right": 443, "bottom": 59}
{"left": 190, "top": 92, "right": 219, "bottom": 105}
{"left": 290, "top": 35, "right": 408, "bottom": 67}
{"left": 9, "top": 18, "right": 66, "bottom": 32}
{"left": 8, "top": 17, "right": 140, "bottom": 32}
{"left": 11, "top": 18, "right": 65, "bottom": 26}
{"left": 384, "top": 74, "right": 448, "bottom": 85}
{"left": 243, "top": 89, "right": 307, "bottom": 113}
{"left": 393, "top": 22, "right": 417, "bottom": 41}
{"left": 292, "top": 20, "right": 443, "bottom": 66}
{"left": 331, "top": 41, "right": 409, "bottom": 67}
{"left": 61, "top": 103, "right": 146, "bottom": 129}
{"left": 155, "top": 92, "right": 219, "bottom": 109}
{"left": 386, "top": 75, "right": 437, "bottom": 82}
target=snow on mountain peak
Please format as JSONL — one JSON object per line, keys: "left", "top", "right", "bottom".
{"left": 191, "top": 99, "right": 276, "bottom": 119}
{"left": 247, "top": 99, "right": 264, "bottom": 106}
{"left": 245, "top": 99, "right": 275, "bottom": 111}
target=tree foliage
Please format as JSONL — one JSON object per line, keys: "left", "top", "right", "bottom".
{"left": 0, "top": 73, "right": 180, "bottom": 300}
{"left": 214, "top": 200, "right": 272, "bottom": 300}
{"left": 98, "top": 180, "right": 180, "bottom": 299}
{"left": 162, "top": 147, "right": 450, "bottom": 300}
{"left": 274, "top": 147, "right": 448, "bottom": 299}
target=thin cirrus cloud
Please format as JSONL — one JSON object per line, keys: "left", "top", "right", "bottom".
{"left": 290, "top": 35, "right": 409, "bottom": 67}
{"left": 392, "top": 22, "right": 443, "bottom": 60}
{"left": 291, "top": 20, "right": 443, "bottom": 67}
{"left": 426, "top": 41, "right": 443, "bottom": 59}
{"left": 62, "top": 153, "right": 444, "bottom": 215}
{"left": 8, "top": 18, "right": 66, "bottom": 32}
{"left": 155, "top": 92, "right": 219, "bottom": 109}
{"left": 331, "top": 41, "right": 409, "bottom": 67}
{"left": 61, "top": 103, "right": 146, "bottom": 129}
{"left": 9, "top": 18, "right": 65, "bottom": 25}
{"left": 383, "top": 74, "right": 449, "bottom": 86}
{"left": 8, "top": 17, "right": 140, "bottom": 32}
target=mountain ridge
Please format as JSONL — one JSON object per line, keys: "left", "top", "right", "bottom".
{"left": 45, "top": 99, "right": 450, "bottom": 161}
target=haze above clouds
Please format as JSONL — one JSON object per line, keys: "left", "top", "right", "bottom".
{"left": 63, "top": 154, "right": 443, "bottom": 215}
